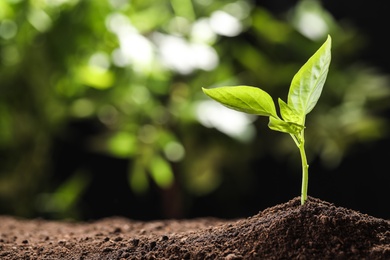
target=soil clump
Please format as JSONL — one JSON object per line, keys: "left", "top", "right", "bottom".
{"left": 0, "top": 196, "right": 389, "bottom": 259}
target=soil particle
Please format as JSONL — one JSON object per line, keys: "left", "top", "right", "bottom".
{"left": 0, "top": 196, "right": 389, "bottom": 259}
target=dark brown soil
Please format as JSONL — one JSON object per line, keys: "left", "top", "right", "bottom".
{"left": 0, "top": 196, "right": 389, "bottom": 259}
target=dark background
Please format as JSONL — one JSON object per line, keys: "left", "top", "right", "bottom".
{"left": 55, "top": 1, "right": 390, "bottom": 220}
{"left": 0, "top": 0, "right": 389, "bottom": 221}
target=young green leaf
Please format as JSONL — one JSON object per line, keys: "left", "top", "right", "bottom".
{"left": 202, "top": 86, "right": 278, "bottom": 118}
{"left": 268, "top": 117, "right": 304, "bottom": 135}
{"left": 278, "top": 98, "right": 301, "bottom": 124}
{"left": 288, "top": 35, "right": 332, "bottom": 120}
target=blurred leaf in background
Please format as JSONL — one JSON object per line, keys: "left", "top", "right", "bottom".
{"left": 0, "top": 0, "right": 389, "bottom": 219}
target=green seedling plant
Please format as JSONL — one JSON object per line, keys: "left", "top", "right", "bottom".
{"left": 202, "top": 35, "right": 332, "bottom": 205}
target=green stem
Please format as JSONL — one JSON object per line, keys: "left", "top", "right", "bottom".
{"left": 298, "top": 135, "right": 309, "bottom": 205}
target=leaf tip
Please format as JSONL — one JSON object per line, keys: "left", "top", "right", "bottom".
{"left": 325, "top": 34, "right": 332, "bottom": 48}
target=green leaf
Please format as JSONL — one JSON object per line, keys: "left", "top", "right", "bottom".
{"left": 108, "top": 132, "right": 137, "bottom": 158}
{"left": 278, "top": 98, "right": 301, "bottom": 124}
{"left": 288, "top": 35, "right": 332, "bottom": 119}
{"left": 149, "top": 155, "right": 174, "bottom": 189}
{"left": 268, "top": 117, "right": 305, "bottom": 135}
{"left": 202, "top": 86, "right": 278, "bottom": 118}
{"left": 129, "top": 160, "right": 149, "bottom": 195}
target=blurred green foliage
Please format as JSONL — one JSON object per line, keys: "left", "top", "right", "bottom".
{"left": 1, "top": 0, "right": 389, "bottom": 219}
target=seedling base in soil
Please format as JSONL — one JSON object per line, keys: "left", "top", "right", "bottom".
{"left": 0, "top": 196, "right": 389, "bottom": 259}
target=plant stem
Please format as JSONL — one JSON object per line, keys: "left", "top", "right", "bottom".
{"left": 298, "top": 134, "right": 309, "bottom": 205}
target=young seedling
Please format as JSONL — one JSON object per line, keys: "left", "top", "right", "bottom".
{"left": 202, "top": 35, "right": 332, "bottom": 205}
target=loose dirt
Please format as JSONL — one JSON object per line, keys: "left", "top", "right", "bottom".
{"left": 0, "top": 196, "right": 389, "bottom": 259}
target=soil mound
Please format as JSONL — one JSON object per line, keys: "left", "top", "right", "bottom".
{"left": 0, "top": 196, "right": 389, "bottom": 259}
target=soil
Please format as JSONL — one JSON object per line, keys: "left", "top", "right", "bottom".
{"left": 0, "top": 196, "right": 389, "bottom": 260}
